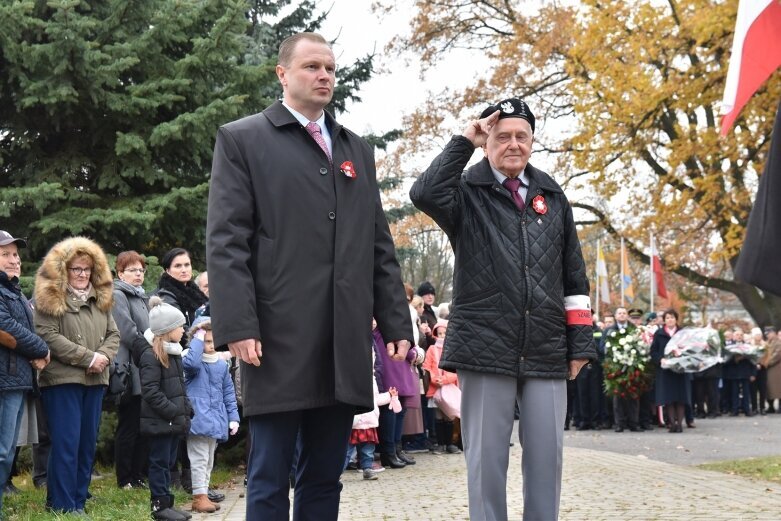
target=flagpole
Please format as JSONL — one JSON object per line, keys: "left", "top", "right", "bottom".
{"left": 620, "top": 237, "right": 625, "bottom": 306}
{"left": 595, "top": 238, "right": 601, "bottom": 319}
{"left": 650, "top": 232, "right": 655, "bottom": 314}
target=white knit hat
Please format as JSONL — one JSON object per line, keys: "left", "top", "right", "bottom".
{"left": 148, "top": 296, "right": 185, "bottom": 335}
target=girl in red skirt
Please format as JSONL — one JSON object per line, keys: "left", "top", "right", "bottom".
{"left": 346, "top": 352, "right": 401, "bottom": 480}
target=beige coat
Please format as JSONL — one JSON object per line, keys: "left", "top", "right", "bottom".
{"left": 762, "top": 338, "right": 781, "bottom": 400}
{"left": 33, "top": 237, "right": 119, "bottom": 388}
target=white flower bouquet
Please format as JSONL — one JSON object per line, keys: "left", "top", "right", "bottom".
{"left": 661, "top": 327, "right": 722, "bottom": 373}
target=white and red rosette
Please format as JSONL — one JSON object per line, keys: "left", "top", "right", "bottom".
{"left": 340, "top": 160, "right": 357, "bottom": 179}
{"left": 532, "top": 195, "right": 547, "bottom": 215}
{"left": 564, "top": 295, "right": 592, "bottom": 326}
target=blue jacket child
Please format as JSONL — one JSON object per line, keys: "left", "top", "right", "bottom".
{"left": 182, "top": 318, "right": 239, "bottom": 442}
{"left": 181, "top": 317, "right": 240, "bottom": 512}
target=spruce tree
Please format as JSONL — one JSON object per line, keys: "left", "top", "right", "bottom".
{"left": 0, "top": 0, "right": 377, "bottom": 277}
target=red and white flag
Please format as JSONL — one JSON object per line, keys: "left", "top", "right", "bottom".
{"left": 720, "top": 0, "right": 781, "bottom": 135}
{"left": 651, "top": 239, "right": 668, "bottom": 299}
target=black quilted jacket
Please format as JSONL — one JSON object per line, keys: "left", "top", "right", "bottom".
{"left": 137, "top": 335, "right": 192, "bottom": 437}
{"left": 410, "top": 136, "right": 597, "bottom": 378}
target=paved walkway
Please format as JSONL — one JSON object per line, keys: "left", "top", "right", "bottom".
{"left": 194, "top": 415, "right": 781, "bottom": 520}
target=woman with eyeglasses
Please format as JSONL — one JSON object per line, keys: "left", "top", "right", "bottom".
{"left": 33, "top": 237, "right": 120, "bottom": 514}
{"left": 111, "top": 251, "right": 151, "bottom": 489}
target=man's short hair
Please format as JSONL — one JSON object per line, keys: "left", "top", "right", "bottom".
{"left": 278, "top": 32, "right": 329, "bottom": 67}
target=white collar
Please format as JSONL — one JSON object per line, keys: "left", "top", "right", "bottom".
{"left": 282, "top": 101, "right": 326, "bottom": 130}
{"left": 490, "top": 166, "right": 529, "bottom": 188}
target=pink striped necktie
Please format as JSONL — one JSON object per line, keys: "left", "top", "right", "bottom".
{"left": 305, "top": 122, "right": 332, "bottom": 163}
{"left": 502, "top": 177, "right": 526, "bottom": 211}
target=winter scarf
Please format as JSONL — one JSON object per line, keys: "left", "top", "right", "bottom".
{"left": 157, "top": 272, "right": 207, "bottom": 317}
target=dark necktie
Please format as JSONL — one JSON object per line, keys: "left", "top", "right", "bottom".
{"left": 305, "top": 122, "right": 332, "bottom": 163}
{"left": 502, "top": 177, "right": 526, "bottom": 212}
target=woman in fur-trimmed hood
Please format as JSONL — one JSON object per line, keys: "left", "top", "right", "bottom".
{"left": 33, "top": 236, "right": 120, "bottom": 514}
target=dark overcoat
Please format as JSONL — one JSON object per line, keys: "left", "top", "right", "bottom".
{"left": 650, "top": 327, "right": 692, "bottom": 405}
{"left": 206, "top": 101, "right": 412, "bottom": 416}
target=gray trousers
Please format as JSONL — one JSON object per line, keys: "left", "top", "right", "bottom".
{"left": 186, "top": 435, "right": 217, "bottom": 495}
{"left": 459, "top": 370, "right": 566, "bottom": 521}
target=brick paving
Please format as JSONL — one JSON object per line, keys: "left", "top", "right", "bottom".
{"left": 194, "top": 416, "right": 781, "bottom": 520}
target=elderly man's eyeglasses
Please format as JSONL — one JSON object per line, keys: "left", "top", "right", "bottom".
{"left": 123, "top": 268, "right": 146, "bottom": 274}
{"left": 68, "top": 267, "right": 92, "bottom": 275}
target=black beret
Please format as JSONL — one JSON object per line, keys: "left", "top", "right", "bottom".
{"left": 417, "top": 281, "right": 436, "bottom": 297}
{"left": 479, "top": 98, "right": 535, "bottom": 133}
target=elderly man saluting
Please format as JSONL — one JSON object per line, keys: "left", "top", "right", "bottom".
{"left": 410, "top": 99, "right": 597, "bottom": 521}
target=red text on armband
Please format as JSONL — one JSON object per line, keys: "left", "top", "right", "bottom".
{"left": 566, "top": 309, "right": 592, "bottom": 326}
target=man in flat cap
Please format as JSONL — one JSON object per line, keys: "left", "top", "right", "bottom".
{"left": 0, "top": 231, "right": 49, "bottom": 513}
{"left": 410, "top": 99, "right": 596, "bottom": 521}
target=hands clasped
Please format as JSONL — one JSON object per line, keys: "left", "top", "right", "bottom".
{"left": 87, "top": 353, "right": 110, "bottom": 374}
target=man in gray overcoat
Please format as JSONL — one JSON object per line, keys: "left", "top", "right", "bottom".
{"left": 206, "top": 32, "right": 412, "bottom": 521}
{"left": 410, "top": 99, "right": 597, "bottom": 521}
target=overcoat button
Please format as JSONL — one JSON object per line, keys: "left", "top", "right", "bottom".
{"left": 319, "top": 167, "right": 328, "bottom": 175}
{"left": 328, "top": 212, "right": 336, "bottom": 220}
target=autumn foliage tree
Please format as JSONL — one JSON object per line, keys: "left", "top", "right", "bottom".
{"left": 377, "top": 0, "right": 781, "bottom": 328}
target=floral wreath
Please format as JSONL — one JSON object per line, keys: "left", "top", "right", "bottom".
{"left": 602, "top": 325, "right": 654, "bottom": 400}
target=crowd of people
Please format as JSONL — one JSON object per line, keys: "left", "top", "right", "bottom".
{"left": 0, "top": 235, "right": 242, "bottom": 519}
{"left": 0, "top": 224, "right": 471, "bottom": 519}
{"left": 571, "top": 305, "right": 781, "bottom": 434}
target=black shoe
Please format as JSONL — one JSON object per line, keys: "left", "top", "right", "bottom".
{"left": 151, "top": 496, "right": 188, "bottom": 521}
{"left": 576, "top": 424, "right": 592, "bottom": 431}
{"left": 629, "top": 426, "right": 642, "bottom": 432}
{"left": 396, "top": 450, "right": 416, "bottom": 465}
{"left": 640, "top": 424, "right": 652, "bottom": 430}
{"left": 168, "top": 494, "right": 192, "bottom": 520}
{"left": 686, "top": 421, "right": 696, "bottom": 428}
{"left": 379, "top": 453, "right": 406, "bottom": 469}
{"left": 4, "top": 482, "right": 21, "bottom": 495}
{"left": 745, "top": 411, "right": 757, "bottom": 417}
{"left": 207, "top": 489, "right": 225, "bottom": 503}
{"left": 614, "top": 426, "right": 624, "bottom": 433}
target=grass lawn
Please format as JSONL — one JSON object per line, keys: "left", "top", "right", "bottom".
{"left": 698, "top": 455, "right": 781, "bottom": 484}
{"left": 3, "top": 466, "right": 240, "bottom": 521}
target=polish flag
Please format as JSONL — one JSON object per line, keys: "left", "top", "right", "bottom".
{"left": 720, "top": 0, "right": 781, "bottom": 135}
{"left": 652, "top": 242, "right": 668, "bottom": 299}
